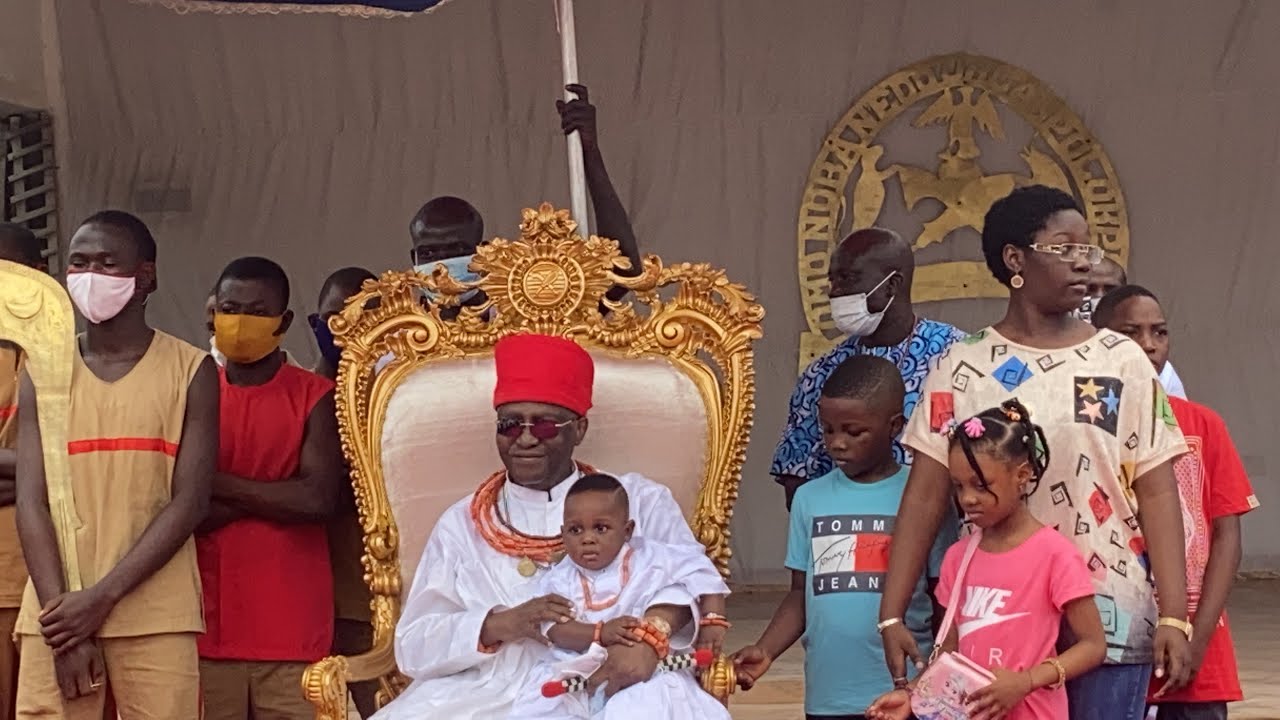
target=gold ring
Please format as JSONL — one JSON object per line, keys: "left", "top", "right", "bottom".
{"left": 90, "top": 681, "right": 103, "bottom": 689}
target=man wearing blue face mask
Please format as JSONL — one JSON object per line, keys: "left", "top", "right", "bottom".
{"left": 771, "top": 228, "right": 967, "bottom": 510}
{"left": 409, "top": 84, "right": 642, "bottom": 316}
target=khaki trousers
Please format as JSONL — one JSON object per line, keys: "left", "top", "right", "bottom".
{"left": 0, "top": 609, "right": 18, "bottom": 720}
{"left": 16, "top": 633, "right": 199, "bottom": 720}
{"left": 199, "top": 659, "right": 312, "bottom": 720}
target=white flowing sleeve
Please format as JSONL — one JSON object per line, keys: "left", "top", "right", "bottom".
{"left": 643, "top": 540, "right": 731, "bottom": 650}
{"left": 622, "top": 474, "right": 701, "bottom": 550}
{"left": 393, "top": 509, "right": 498, "bottom": 680}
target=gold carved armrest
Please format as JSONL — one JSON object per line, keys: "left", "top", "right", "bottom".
{"left": 702, "top": 655, "right": 737, "bottom": 705}
{"left": 302, "top": 635, "right": 405, "bottom": 719}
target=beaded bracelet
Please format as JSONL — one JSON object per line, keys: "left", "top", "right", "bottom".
{"left": 593, "top": 621, "right": 603, "bottom": 645}
{"left": 700, "top": 613, "right": 732, "bottom": 629}
{"left": 634, "top": 620, "right": 671, "bottom": 659}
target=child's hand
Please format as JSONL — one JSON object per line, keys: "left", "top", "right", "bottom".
{"left": 966, "top": 667, "right": 1032, "bottom": 720}
{"left": 729, "top": 645, "right": 772, "bottom": 690}
{"left": 599, "top": 616, "right": 642, "bottom": 647}
{"left": 866, "top": 688, "right": 912, "bottom": 720}
{"left": 696, "top": 624, "right": 727, "bottom": 656}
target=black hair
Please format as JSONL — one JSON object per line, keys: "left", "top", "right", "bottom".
{"left": 0, "top": 222, "right": 42, "bottom": 266}
{"left": 216, "top": 256, "right": 291, "bottom": 308}
{"left": 981, "top": 185, "right": 1082, "bottom": 286}
{"left": 949, "top": 399, "right": 1050, "bottom": 502}
{"left": 81, "top": 210, "right": 157, "bottom": 262}
{"left": 319, "top": 266, "right": 376, "bottom": 305}
{"left": 409, "top": 196, "right": 483, "bottom": 249}
{"left": 567, "top": 472, "right": 630, "bottom": 515}
{"left": 1092, "top": 284, "right": 1159, "bottom": 329}
{"left": 821, "top": 354, "right": 906, "bottom": 413}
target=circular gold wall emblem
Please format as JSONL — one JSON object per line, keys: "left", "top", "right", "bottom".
{"left": 796, "top": 52, "right": 1129, "bottom": 368}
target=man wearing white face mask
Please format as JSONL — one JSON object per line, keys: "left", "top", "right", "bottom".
{"left": 14, "top": 210, "right": 218, "bottom": 718}
{"left": 771, "top": 228, "right": 967, "bottom": 509}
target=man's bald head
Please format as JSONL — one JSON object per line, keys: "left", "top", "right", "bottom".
{"left": 0, "top": 222, "right": 43, "bottom": 268}
{"left": 1086, "top": 256, "right": 1127, "bottom": 299}
{"left": 318, "top": 266, "right": 377, "bottom": 317}
{"left": 410, "top": 196, "right": 483, "bottom": 265}
{"left": 828, "top": 228, "right": 914, "bottom": 300}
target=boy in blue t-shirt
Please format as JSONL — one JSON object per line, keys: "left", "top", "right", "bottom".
{"left": 731, "top": 355, "right": 955, "bottom": 719}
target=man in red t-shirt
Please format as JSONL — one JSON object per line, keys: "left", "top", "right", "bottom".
{"left": 1095, "top": 286, "right": 1260, "bottom": 720}
{"left": 197, "top": 257, "right": 345, "bottom": 719}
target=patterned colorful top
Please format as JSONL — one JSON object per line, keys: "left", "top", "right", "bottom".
{"left": 771, "top": 318, "right": 966, "bottom": 482}
{"left": 902, "top": 328, "right": 1188, "bottom": 665}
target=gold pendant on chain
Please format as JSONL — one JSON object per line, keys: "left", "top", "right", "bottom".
{"left": 517, "top": 556, "right": 538, "bottom": 577}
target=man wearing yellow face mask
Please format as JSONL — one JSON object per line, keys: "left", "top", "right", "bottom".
{"left": 197, "top": 257, "right": 345, "bottom": 720}
{"left": 205, "top": 286, "right": 302, "bottom": 370}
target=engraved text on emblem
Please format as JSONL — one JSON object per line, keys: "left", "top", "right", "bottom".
{"left": 522, "top": 261, "right": 571, "bottom": 306}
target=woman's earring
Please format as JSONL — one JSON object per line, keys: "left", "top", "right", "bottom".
{"left": 1010, "top": 273, "right": 1025, "bottom": 289}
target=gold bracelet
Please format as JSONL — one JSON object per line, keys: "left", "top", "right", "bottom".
{"left": 1039, "top": 658, "right": 1066, "bottom": 690}
{"left": 1157, "top": 616, "right": 1194, "bottom": 642}
{"left": 876, "top": 617, "right": 903, "bottom": 634}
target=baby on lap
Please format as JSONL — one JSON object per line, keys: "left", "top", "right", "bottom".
{"left": 507, "top": 473, "right": 731, "bottom": 720}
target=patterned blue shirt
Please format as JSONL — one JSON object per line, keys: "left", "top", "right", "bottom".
{"left": 771, "top": 318, "right": 967, "bottom": 482}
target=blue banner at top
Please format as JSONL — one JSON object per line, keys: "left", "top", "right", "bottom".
{"left": 132, "top": 0, "right": 455, "bottom": 17}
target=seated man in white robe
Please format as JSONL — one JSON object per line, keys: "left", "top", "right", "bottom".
{"left": 509, "top": 473, "right": 730, "bottom": 720}
{"left": 373, "top": 334, "right": 726, "bottom": 720}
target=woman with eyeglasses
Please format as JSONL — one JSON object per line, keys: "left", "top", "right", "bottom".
{"left": 874, "top": 185, "right": 1193, "bottom": 720}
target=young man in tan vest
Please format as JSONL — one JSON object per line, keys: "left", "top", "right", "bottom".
{"left": 0, "top": 223, "right": 45, "bottom": 720}
{"left": 14, "top": 210, "right": 218, "bottom": 719}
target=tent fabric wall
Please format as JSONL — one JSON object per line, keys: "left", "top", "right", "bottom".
{"left": 50, "top": 0, "right": 1280, "bottom": 582}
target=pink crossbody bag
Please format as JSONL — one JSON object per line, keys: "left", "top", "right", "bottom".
{"left": 910, "top": 532, "right": 994, "bottom": 720}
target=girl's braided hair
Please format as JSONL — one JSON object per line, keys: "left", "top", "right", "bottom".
{"left": 944, "top": 399, "right": 1050, "bottom": 501}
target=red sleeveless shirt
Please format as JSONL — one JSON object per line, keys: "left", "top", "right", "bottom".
{"left": 198, "top": 364, "right": 335, "bottom": 661}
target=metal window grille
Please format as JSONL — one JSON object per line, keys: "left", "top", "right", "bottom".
{"left": 2, "top": 111, "right": 59, "bottom": 274}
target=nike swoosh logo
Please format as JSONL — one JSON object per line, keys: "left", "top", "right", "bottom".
{"left": 957, "top": 612, "right": 1030, "bottom": 636}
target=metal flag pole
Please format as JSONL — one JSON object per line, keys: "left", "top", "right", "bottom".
{"left": 554, "top": 0, "right": 591, "bottom": 239}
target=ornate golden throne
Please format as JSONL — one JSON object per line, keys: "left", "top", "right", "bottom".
{"left": 302, "top": 204, "right": 764, "bottom": 717}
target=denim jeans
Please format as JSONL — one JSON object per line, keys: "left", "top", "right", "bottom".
{"left": 1066, "top": 663, "right": 1152, "bottom": 720}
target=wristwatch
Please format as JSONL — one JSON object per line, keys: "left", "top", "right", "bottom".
{"left": 1157, "top": 616, "right": 1194, "bottom": 641}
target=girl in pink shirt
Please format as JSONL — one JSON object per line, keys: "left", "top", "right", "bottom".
{"left": 869, "top": 401, "right": 1107, "bottom": 720}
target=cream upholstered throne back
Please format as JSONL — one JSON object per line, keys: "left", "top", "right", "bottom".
{"left": 301, "top": 205, "right": 763, "bottom": 719}
{"left": 381, "top": 353, "right": 709, "bottom": 589}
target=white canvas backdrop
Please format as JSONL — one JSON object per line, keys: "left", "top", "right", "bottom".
{"left": 46, "top": 0, "right": 1280, "bottom": 581}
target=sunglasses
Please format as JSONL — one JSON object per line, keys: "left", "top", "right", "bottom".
{"left": 495, "top": 417, "right": 574, "bottom": 441}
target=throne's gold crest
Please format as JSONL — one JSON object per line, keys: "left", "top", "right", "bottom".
{"left": 795, "top": 52, "right": 1130, "bottom": 371}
